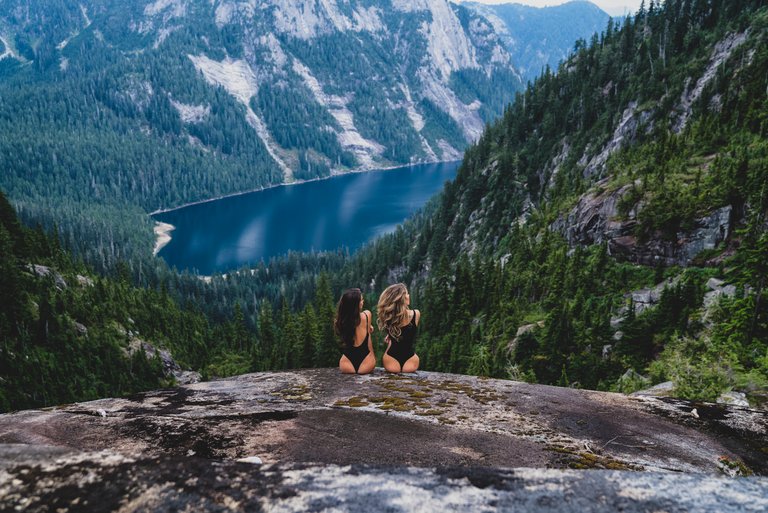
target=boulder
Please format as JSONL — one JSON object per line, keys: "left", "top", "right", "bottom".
{"left": 718, "top": 391, "right": 750, "bottom": 408}
{"left": 26, "top": 264, "right": 67, "bottom": 289}
{"left": 632, "top": 381, "right": 676, "bottom": 397}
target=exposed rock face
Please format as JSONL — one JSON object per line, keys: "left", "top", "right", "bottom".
{"left": 157, "top": 0, "right": 521, "bottom": 171}
{"left": 551, "top": 181, "right": 732, "bottom": 266}
{"left": 26, "top": 264, "right": 67, "bottom": 290}
{"left": 0, "top": 369, "right": 766, "bottom": 510}
{"left": 578, "top": 102, "right": 654, "bottom": 178}
{"left": 464, "top": 1, "right": 610, "bottom": 82}
{"left": 673, "top": 31, "right": 749, "bottom": 133}
{"left": 127, "top": 339, "right": 201, "bottom": 385}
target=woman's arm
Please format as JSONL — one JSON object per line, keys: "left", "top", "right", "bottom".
{"left": 365, "top": 310, "right": 375, "bottom": 353}
{"left": 414, "top": 309, "right": 421, "bottom": 326}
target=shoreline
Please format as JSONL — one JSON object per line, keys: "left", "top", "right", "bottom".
{"left": 148, "top": 159, "right": 460, "bottom": 216}
{"left": 153, "top": 221, "right": 175, "bottom": 256}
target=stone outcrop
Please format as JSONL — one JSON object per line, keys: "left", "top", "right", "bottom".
{"left": 127, "top": 339, "right": 201, "bottom": 386}
{"left": 1, "top": 369, "right": 766, "bottom": 511}
{"left": 551, "top": 180, "right": 732, "bottom": 266}
{"left": 578, "top": 102, "right": 654, "bottom": 178}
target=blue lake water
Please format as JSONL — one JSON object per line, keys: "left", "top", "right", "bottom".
{"left": 154, "top": 161, "right": 459, "bottom": 274}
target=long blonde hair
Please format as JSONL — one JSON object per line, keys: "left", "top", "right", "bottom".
{"left": 377, "top": 283, "right": 409, "bottom": 339}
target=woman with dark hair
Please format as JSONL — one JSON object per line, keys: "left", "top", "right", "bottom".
{"left": 335, "top": 288, "right": 375, "bottom": 374}
{"left": 377, "top": 283, "right": 420, "bottom": 373}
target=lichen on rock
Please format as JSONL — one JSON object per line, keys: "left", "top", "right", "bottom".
{"left": 1, "top": 369, "right": 766, "bottom": 510}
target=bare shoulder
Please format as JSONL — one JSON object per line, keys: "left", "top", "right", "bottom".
{"left": 361, "top": 310, "right": 371, "bottom": 320}
{"left": 414, "top": 309, "right": 421, "bottom": 325}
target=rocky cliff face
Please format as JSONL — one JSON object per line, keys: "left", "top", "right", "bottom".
{"left": 1, "top": 369, "right": 766, "bottom": 511}
{"left": 551, "top": 179, "right": 732, "bottom": 266}
{"left": 0, "top": 0, "right": 523, "bottom": 182}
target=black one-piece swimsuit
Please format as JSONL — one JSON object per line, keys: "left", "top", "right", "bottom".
{"left": 387, "top": 312, "right": 417, "bottom": 367}
{"left": 343, "top": 312, "right": 371, "bottom": 373}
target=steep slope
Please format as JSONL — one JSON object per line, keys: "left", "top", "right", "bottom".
{"left": 0, "top": 189, "right": 222, "bottom": 412}
{"left": 309, "top": 0, "right": 768, "bottom": 401}
{"left": 465, "top": 0, "right": 611, "bottom": 81}
{"left": 0, "top": 0, "right": 520, "bottom": 201}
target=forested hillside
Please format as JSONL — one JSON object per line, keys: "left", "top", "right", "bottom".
{"left": 0, "top": 188, "right": 347, "bottom": 412}
{"left": 159, "top": 0, "right": 768, "bottom": 405}
{"left": 346, "top": 0, "right": 768, "bottom": 402}
{"left": 0, "top": 0, "right": 528, "bottom": 270}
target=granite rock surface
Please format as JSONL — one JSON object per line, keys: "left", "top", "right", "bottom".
{"left": 1, "top": 369, "right": 766, "bottom": 511}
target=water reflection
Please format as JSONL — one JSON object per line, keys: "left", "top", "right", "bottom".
{"left": 155, "top": 161, "right": 459, "bottom": 274}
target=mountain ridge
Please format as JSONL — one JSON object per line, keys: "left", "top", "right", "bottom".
{"left": 465, "top": 0, "right": 611, "bottom": 81}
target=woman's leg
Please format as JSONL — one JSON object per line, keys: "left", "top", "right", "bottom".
{"left": 339, "top": 355, "right": 356, "bottom": 374}
{"left": 402, "top": 354, "right": 420, "bottom": 373}
{"left": 382, "top": 352, "right": 402, "bottom": 373}
{"left": 356, "top": 352, "right": 376, "bottom": 375}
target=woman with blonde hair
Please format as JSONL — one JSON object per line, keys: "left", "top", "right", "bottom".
{"left": 335, "top": 288, "right": 375, "bottom": 374}
{"left": 377, "top": 283, "right": 420, "bottom": 373}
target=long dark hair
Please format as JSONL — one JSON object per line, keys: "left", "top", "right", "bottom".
{"left": 334, "top": 288, "right": 362, "bottom": 348}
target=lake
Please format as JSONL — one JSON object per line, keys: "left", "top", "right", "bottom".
{"left": 153, "top": 161, "right": 460, "bottom": 274}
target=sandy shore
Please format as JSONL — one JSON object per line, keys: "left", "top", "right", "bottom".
{"left": 153, "top": 221, "right": 175, "bottom": 256}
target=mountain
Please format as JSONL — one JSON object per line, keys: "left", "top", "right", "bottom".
{"left": 271, "top": 0, "right": 766, "bottom": 403}
{"left": 0, "top": 0, "right": 523, "bottom": 253}
{"left": 465, "top": 1, "right": 611, "bottom": 81}
{"left": 0, "top": 0, "right": 531, "bottom": 270}
{"left": 118, "top": 0, "right": 767, "bottom": 406}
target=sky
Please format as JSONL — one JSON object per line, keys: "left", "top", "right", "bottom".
{"left": 461, "top": 0, "right": 644, "bottom": 17}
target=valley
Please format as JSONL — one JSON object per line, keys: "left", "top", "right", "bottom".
{"left": 0, "top": 0, "right": 766, "bottom": 432}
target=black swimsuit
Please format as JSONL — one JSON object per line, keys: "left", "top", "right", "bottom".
{"left": 343, "top": 312, "right": 371, "bottom": 373}
{"left": 387, "top": 311, "right": 417, "bottom": 367}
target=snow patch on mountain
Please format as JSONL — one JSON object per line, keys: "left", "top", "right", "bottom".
{"left": 292, "top": 59, "right": 384, "bottom": 168}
